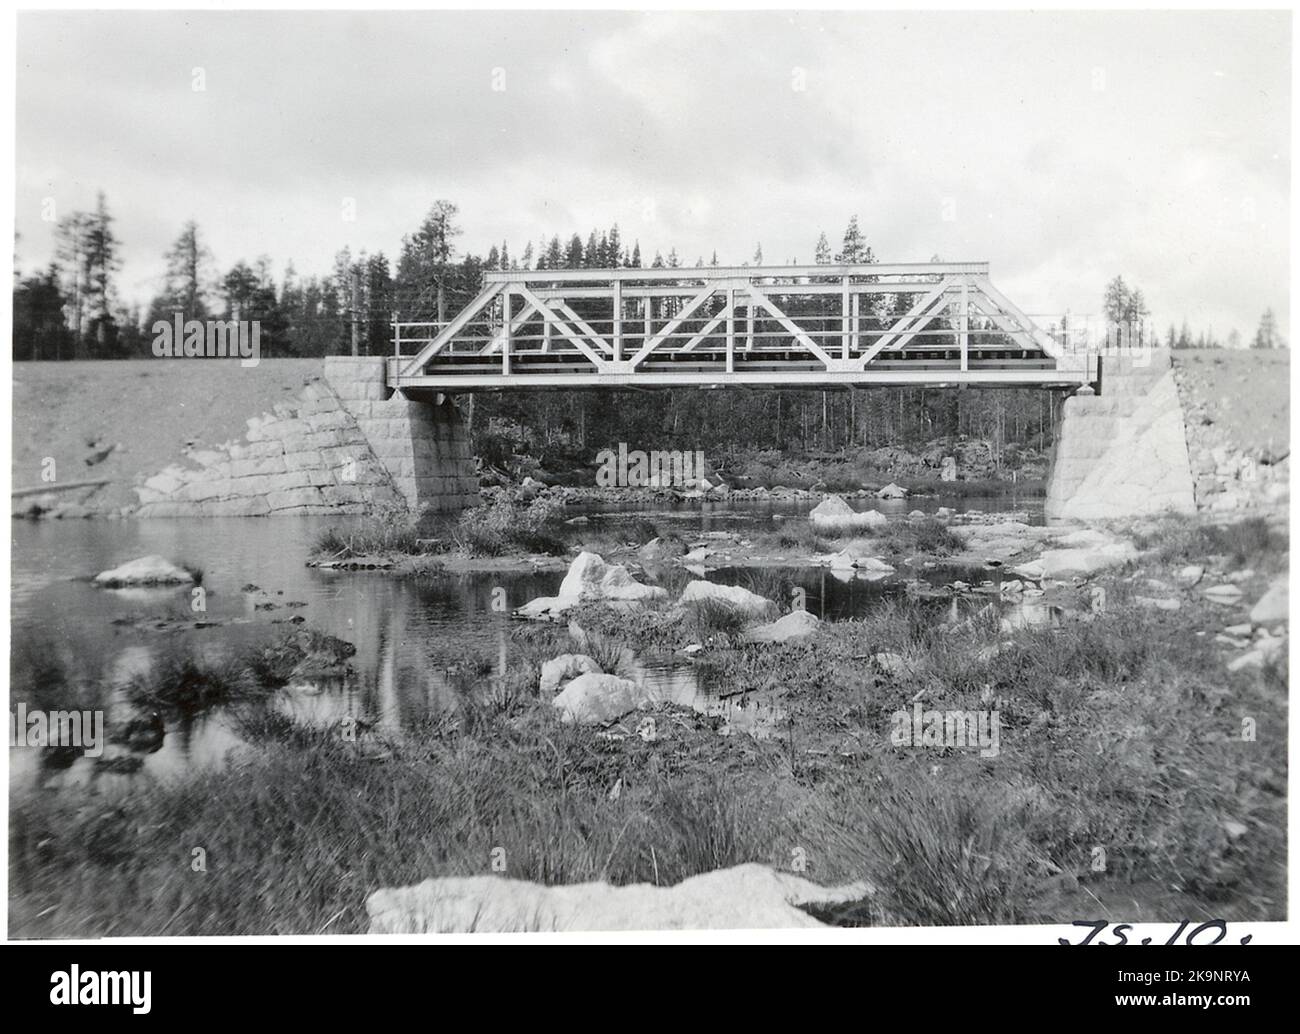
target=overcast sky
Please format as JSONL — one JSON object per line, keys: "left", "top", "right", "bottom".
{"left": 15, "top": 9, "right": 1291, "bottom": 340}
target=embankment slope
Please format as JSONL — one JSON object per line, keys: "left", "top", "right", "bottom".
{"left": 11, "top": 359, "right": 325, "bottom": 511}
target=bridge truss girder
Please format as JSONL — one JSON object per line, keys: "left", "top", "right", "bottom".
{"left": 390, "top": 262, "right": 1087, "bottom": 391}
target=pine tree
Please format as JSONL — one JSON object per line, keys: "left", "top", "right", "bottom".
{"left": 564, "top": 234, "right": 583, "bottom": 269}
{"left": 814, "top": 232, "right": 832, "bottom": 265}
{"left": 81, "top": 192, "right": 122, "bottom": 355}
{"left": 836, "top": 216, "right": 871, "bottom": 264}
{"left": 148, "top": 221, "right": 214, "bottom": 328}
{"left": 1252, "top": 309, "right": 1283, "bottom": 349}
{"left": 544, "top": 236, "right": 563, "bottom": 271}
{"left": 395, "top": 200, "right": 461, "bottom": 321}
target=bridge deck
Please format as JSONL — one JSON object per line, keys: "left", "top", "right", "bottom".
{"left": 387, "top": 262, "right": 1092, "bottom": 392}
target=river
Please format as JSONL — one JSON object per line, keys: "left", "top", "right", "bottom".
{"left": 10, "top": 491, "right": 1043, "bottom": 789}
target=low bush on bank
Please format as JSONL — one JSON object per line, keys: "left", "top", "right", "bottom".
{"left": 879, "top": 517, "right": 965, "bottom": 555}
{"left": 751, "top": 522, "right": 832, "bottom": 555}
{"left": 452, "top": 496, "right": 569, "bottom": 556}
{"left": 1133, "top": 514, "right": 1286, "bottom": 568}
{"left": 571, "top": 520, "right": 676, "bottom": 557}
{"left": 311, "top": 501, "right": 442, "bottom": 559}
{"left": 125, "top": 648, "right": 259, "bottom": 718}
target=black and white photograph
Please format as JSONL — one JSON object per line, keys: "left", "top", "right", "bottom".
{"left": 3, "top": 2, "right": 1293, "bottom": 969}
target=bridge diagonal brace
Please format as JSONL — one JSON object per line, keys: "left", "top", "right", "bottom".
{"left": 971, "top": 278, "right": 1061, "bottom": 358}
{"left": 855, "top": 280, "right": 951, "bottom": 367}
{"left": 679, "top": 296, "right": 738, "bottom": 353}
{"left": 744, "top": 284, "right": 835, "bottom": 367}
{"left": 513, "top": 283, "right": 608, "bottom": 369}
{"left": 480, "top": 299, "right": 538, "bottom": 355}
{"left": 399, "top": 281, "right": 503, "bottom": 377}
{"left": 967, "top": 295, "right": 1039, "bottom": 352}
{"left": 629, "top": 284, "right": 718, "bottom": 367}
{"left": 554, "top": 301, "right": 613, "bottom": 357}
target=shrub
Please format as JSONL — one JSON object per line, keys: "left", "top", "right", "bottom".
{"left": 453, "top": 496, "right": 568, "bottom": 556}
{"left": 310, "top": 500, "right": 440, "bottom": 559}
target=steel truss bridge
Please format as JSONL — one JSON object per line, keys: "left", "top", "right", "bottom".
{"left": 386, "top": 262, "right": 1093, "bottom": 392}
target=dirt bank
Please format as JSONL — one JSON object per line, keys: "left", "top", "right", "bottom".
{"left": 11, "top": 359, "right": 325, "bottom": 512}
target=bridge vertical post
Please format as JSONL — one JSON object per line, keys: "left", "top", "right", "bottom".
{"left": 840, "top": 276, "right": 850, "bottom": 360}
{"left": 612, "top": 278, "right": 623, "bottom": 362}
{"left": 726, "top": 287, "right": 736, "bottom": 373}
{"left": 643, "top": 295, "right": 651, "bottom": 351}
{"left": 501, "top": 290, "right": 512, "bottom": 375}
{"left": 745, "top": 302, "right": 754, "bottom": 352}
{"left": 851, "top": 292, "right": 860, "bottom": 353}
{"left": 960, "top": 279, "right": 970, "bottom": 372}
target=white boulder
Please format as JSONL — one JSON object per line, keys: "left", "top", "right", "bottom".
{"left": 551, "top": 672, "right": 643, "bottom": 724}
{"left": 808, "top": 495, "right": 888, "bottom": 533}
{"left": 538, "top": 654, "right": 602, "bottom": 695}
{"left": 518, "top": 552, "right": 666, "bottom": 619}
{"left": 1032, "top": 540, "right": 1138, "bottom": 579}
{"left": 95, "top": 555, "right": 195, "bottom": 587}
{"left": 742, "top": 609, "right": 821, "bottom": 644}
{"left": 679, "top": 580, "right": 778, "bottom": 621}
{"left": 873, "top": 651, "right": 907, "bottom": 675}
{"left": 366, "top": 863, "right": 872, "bottom": 933}
{"left": 1203, "top": 584, "right": 1244, "bottom": 605}
{"left": 1249, "top": 577, "right": 1288, "bottom": 625}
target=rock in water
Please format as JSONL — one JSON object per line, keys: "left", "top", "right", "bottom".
{"left": 366, "top": 863, "right": 872, "bottom": 932}
{"left": 598, "top": 563, "right": 669, "bottom": 603}
{"left": 876, "top": 482, "right": 908, "bottom": 499}
{"left": 94, "top": 555, "right": 195, "bottom": 587}
{"left": 551, "top": 672, "right": 642, "bottom": 724}
{"left": 1250, "top": 577, "right": 1288, "bottom": 625}
{"left": 808, "top": 495, "right": 888, "bottom": 533}
{"left": 808, "top": 495, "right": 855, "bottom": 520}
{"left": 557, "top": 551, "right": 610, "bottom": 599}
{"left": 517, "top": 552, "right": 666, "bottom": 619}
{"left": 679, "top": 580, "right": 778, "bottom": 621}
{"left": 538, "top": 654, "right": 602, "bottom": 695}
{"left": 742, "top": 609, "right": 821, "bottom": 643}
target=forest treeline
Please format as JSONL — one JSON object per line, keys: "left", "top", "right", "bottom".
{"left": 12, "top": 195, "right": 1286, "bottom": 459}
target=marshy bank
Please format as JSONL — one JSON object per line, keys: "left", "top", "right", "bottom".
{"left": 8, "top": 505, "right": 1289, "bottom": 935}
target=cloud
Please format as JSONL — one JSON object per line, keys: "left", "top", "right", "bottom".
{"left": 14, "top": 9, "right": 1289, "bottom": 339}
